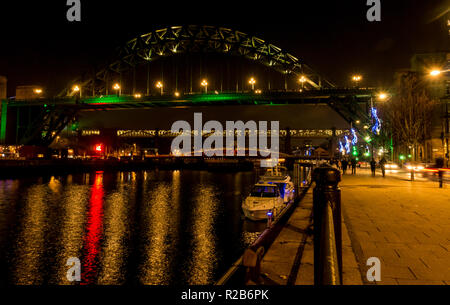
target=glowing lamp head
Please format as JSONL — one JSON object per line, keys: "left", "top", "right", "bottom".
{"left": 72, "top": 85, "right": 80, "bottom": 92}
{"left": 299, "top": 76, "right": 306, "bottom": 83}
{"left": 430, "top": 70, "right": 441, "bottom": 77}
{"left": 113, "top": 83, "right": 120, "bottom": 90}
{"left": 174, "top": 92, "right": 180, "bottom": 97}
{"left": 33, "top": 88, "right": 43, "bottom": 94}
{"left": 248, "top": 77, "right": 256, "bottom": 85}
{"left": 201, "top": 79, "right": 208, "bottom": 87}
{"left": 378, "top": 92, "right": 388, "bottom": 100}
{"left": 156, "top": 81, "right": 163, "bottom": 88}
{"left": 134, "top": 93, "right": 142, "bottom": 98}
{"left": 352, "top": 75, "right": 362, "bottom": 82}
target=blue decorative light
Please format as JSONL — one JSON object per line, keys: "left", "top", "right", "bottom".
{"left": 371, "top": 107, "right": 381, "bottom": 135}
{"left": 267, "top": 211, "right": 273, "bottom": 217}
{"left": 339, "top": 140, "right": 345, "bottom": 154}
{"left": 344, "top": 136, "right": 350, "bottom": 154}
{"left": 351, "top": 128, "right": 358, "bottom": 145}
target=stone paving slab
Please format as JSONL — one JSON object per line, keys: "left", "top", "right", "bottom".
{"left": 340, "top": 169, "right": 450, "bottom": 285}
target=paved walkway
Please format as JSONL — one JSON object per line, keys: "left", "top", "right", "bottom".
{"left": 259, "top": 168, "right": 450, "bottom": 285}
{"left": 259, "top": 188, "right": 362, "bottom": 285}
{"left": 340, "top": 168, "right": 450, "bottom": 284}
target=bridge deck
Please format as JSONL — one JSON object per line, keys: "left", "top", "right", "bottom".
{"left": 3, "top": 89, "right": 375, "bottom": 109}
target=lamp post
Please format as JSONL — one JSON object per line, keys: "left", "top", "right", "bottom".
{"left": 72, "top": 85, "right": 81, "bottom": 98}
{"left": 156, "top": 81, "right": 163, "bottom": 95}
{"left": 201, "top": 79, "right": 208, "bottom": 93}
{"left": 352, "top": 75, "right": 362, "bottom": 88}
{"left": 113, "top": 83, "right": 121, "bottom": 96}
{"left": 430, "top": 69, "right": 449, "bottom": 167}
{"left": 299, "top": 75, "right": 306, "bottom": 90}
{"left": 248, "top": 77, "right": 256, "bottom": 91}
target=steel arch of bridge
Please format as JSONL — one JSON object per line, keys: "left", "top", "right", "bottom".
{"left": 63, "top": 25, "right": 335, "bottom": 96}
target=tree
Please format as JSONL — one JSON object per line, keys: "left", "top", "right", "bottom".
{"left": 380, "top": 72, "right": 436, "bottom": 162}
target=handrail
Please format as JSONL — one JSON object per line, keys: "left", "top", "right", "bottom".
{"left": 320, "top": 201, "right": 341, "bottom": 285}
{"left": 313, "top": 165, "right": 343, "bottom": 285}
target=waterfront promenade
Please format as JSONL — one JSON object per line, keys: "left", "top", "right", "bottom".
{"left": 260, "top": 168, "right": 450, "bottom": 285}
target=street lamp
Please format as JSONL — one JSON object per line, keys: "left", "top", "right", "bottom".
{"left": 430, "top": 68, "right": 449, "bottom": 167}
{"left": 430, "top": 70, "right": 441, "bottom": 77}
{"left": 352, "top": 75, "right": 362, "bottom": 87}
{"left": 378, "top": 92, "right": 388, "bottom": 101}
{"left": 72, "top": 85, "right": 81, "bottom": 97}
{"left": 201, "top": 79, "right": 208, "bottom": 93}
{"left": 248, "top": 77, "right": 256, "bottom": 91}
{"left": 156, "top": 81, "right": 163, "bottom": 95}
{"left": 113, "top": 83, "right": 121, "bottom": 96}
{"left": 299, "top": 75, "right": 306, "bottom": 90}
{"left": 33, "top": 88, "right": 43, "bottom": 95}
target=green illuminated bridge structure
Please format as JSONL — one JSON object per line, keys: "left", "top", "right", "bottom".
{"left": 0, "top": 25, "right": 379, "bottom": 146}
{"left": 1, "top": 90, "right": 376, "bottom": 146}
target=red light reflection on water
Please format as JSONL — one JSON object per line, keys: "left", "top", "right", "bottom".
{"left": 81, "top": 171, "right": 104, "bottom": 285}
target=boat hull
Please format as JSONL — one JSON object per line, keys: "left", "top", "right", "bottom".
{"left": 242, "top": 204, "right": 287, "bottom": 221}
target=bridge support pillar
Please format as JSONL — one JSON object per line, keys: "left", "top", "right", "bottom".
{"left": 0, "top": 100, "right": 7, "bottom": 144}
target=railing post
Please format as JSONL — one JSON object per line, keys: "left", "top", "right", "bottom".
{"left": 243, "top": 246, "right": 265, "bottom": 284}
{"left": 313, "top": 165, "right": 342, "bottom": 285}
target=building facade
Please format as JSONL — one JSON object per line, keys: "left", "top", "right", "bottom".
{"left": 410, "top": 52, "right": 450, "bottom": 164}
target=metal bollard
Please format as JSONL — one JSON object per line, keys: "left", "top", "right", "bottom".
{"left": 243, "top": 246, "right": 265, "bottom": 284}
{"left": 312, "top": 165, "right": 342, "bottom": 285}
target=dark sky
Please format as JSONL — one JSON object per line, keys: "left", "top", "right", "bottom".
{"left": 0, "top": 0, "right": 449, "bottom": 97}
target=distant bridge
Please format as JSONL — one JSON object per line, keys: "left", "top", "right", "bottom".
{"left": 1, "top": 89, "right": 374, "bottom": 145}
{"left": 0, "top": 25, "right": 379, "bottom": 147}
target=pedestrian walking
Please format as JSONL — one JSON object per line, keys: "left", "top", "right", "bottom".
{"left": 370, "top": 158, "right": 376, "bottom": 177}
{"left": 436, "top": 157, "right": 444, "bottom": 188}
{"left": 351, "top": 158, "right": 357, "bottom": 175}
{"left": 379, "top": 157, "right": 387, "bottom": 177}
{"left": 342, "top": 159, "right": 348, "bottom": 175}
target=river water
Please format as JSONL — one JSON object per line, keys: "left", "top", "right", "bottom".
{"left": 0, "top": 170, "right": 266, "bottom": 285}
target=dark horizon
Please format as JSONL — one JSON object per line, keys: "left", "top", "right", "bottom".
{"left": 0, "top": 0, "right": 449, "bottom": 97}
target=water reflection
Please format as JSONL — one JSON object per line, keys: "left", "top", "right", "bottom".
{"left": 81, "top": 172, "right": 105, "bottom": 285}
{"left": 97, "top": 174, "right": 131, "bottom": 284}
{"left": 12, "top": 185, "right": 48, "bottom": 284}
{"left": 0, "top": 170, "right": 258, "bottom": 285}
{"left": 54, "top": 182, "right": 89, "bottom": 284}
{"left": 139, "top": 170, "right": 181, "bottom": 284}
{"left": 188, "top": 175, "right": 219, "bottom": 284}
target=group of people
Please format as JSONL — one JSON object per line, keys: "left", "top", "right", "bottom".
{"left": 330, "top": 158, "right": 358, "bottom": 175}
{"left": 330, "top": 157, "right": 387, "bottom": 177}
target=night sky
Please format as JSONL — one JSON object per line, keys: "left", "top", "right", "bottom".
{"left": 1, "top": 0, "right": 448, "bottom": 96}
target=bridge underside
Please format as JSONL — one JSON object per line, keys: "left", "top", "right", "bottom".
{"left": 1, "top": 89, "right": 374, "bottom": 146}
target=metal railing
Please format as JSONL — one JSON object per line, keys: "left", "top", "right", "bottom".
{"left": 313, "top": 165, "right": 343, "bottom": 285}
